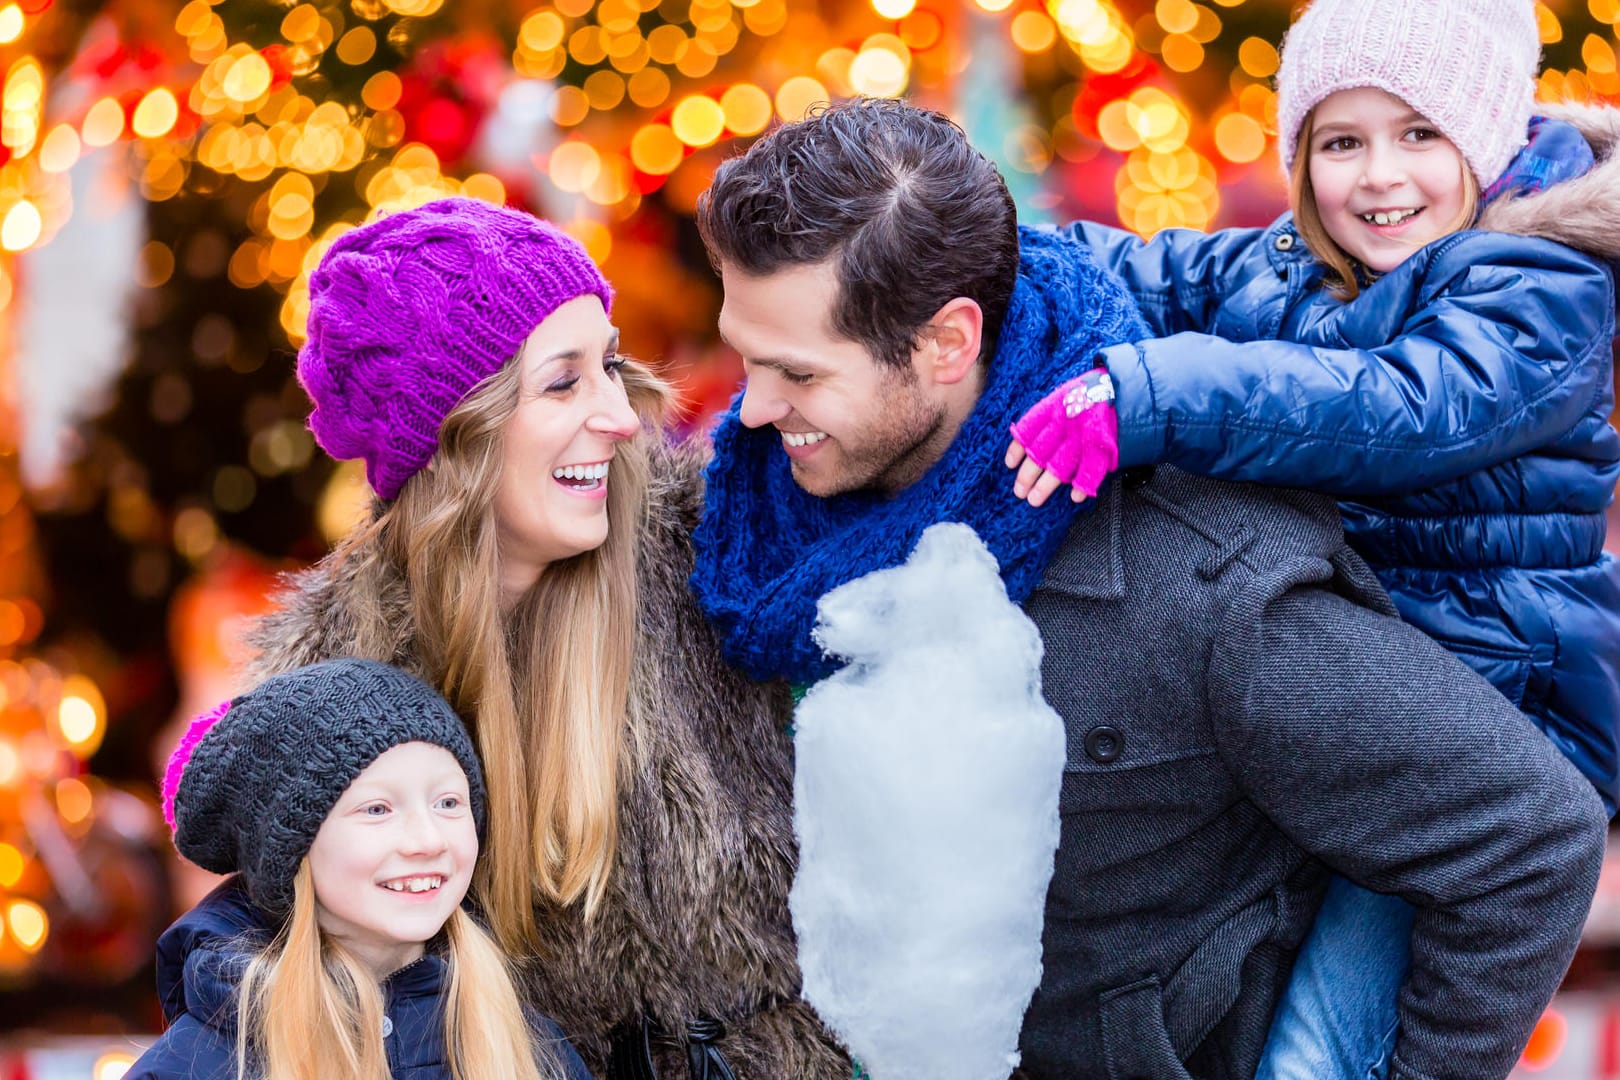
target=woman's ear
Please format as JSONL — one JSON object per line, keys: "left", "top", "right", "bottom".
{"left": 917, "top": 297, "right": 984, "bottom": 387}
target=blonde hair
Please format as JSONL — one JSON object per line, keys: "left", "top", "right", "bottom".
{"left": 236, "top": 862, "right": 560, "bottom": 1080}
{"left": 1289, "top": 109, "right": 1481, "bottom": 302}
{"left": 334, "top": 356, "right": 670, "bottom": 951}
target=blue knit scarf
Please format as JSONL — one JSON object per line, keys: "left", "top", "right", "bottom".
{"left": 691, "top": 225, "right": 1149, "bottom": 684}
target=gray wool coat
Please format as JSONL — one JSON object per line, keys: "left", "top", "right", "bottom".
{"left": 1017, "top": 466, "right": 1608, "bottom": 1080}
{"left": 243, "top": 438, "right": 851, "bottom": 1080}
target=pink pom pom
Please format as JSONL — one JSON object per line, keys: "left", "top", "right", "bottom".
{"left": 162, "top": 699, "right": 232, "bottom": 834}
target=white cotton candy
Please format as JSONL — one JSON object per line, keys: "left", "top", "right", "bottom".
{"left": 790, "top": 522, "right": 1066, "bottom": 1080}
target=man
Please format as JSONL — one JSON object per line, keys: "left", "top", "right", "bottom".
{"left": 689, "top": 97, "right": 1607, "bottom": 1080}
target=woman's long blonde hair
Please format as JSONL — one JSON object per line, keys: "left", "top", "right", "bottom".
{"left": 236, "top": 862, "right": 565, "bottom": 1080}
{"left": 1289, "top": 109, "right": 1481, "bottom": 301}
{"left": 334, "top": 354, "right": 669, "bottom": 950}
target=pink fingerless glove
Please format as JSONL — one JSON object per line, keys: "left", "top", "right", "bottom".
{"left": 1009, "top": 368, "right": 1120, "bottom": 499}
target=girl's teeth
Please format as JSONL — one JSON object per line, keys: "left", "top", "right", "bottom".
{"left": 1364, "top": 209, "right": 1417, "bottom": 226}
{"left": 381, "top": 875, "right": 444, "bottom": 893}
{"left": 783, "top": 432, "right": 828, "bottom": 447}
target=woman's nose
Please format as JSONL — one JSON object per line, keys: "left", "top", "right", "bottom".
{"left": 590, "top": 380, "right": 641, "bottom": 441}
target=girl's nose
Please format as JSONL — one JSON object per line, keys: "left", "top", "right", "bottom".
{"left": 1359, "top": 143, "right": 1404, "bottom": 189}
{"left": 398, "top": 808, "right": 450, "bottom": 855}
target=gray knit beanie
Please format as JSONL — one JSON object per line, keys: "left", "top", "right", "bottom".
{"left": 162, "top": 658, "right": 487, "bottom": 916}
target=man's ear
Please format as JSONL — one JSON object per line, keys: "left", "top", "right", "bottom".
{"left": 917, "top": 297, "right": 984, "bottom": 387}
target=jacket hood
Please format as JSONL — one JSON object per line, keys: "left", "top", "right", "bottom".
{"left": 155, "top": 876, "right": 270, "bottom": 1033}
{"left": 1479, "top": 101, "right": 1620, "bottom": 262}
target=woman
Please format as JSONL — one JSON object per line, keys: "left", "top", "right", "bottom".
{"left": 237, "top": 197, "right": 850, "bottom": 1079}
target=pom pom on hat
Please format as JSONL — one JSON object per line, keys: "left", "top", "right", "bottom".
{"left": 162, "top": 698, "right": 230, "bottom": 833}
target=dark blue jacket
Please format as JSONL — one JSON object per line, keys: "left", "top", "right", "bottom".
{"left": 1064, "top": 133, "right": 1620, "bottom": 810}
{"left": 126, "top": 877, "right": 592, "bottom": 1080}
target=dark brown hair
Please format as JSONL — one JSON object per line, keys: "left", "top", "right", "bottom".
{"left": 696, "top": 96, "right": 1020, "bottom": 369}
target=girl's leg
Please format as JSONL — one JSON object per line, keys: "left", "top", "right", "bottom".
{"left": 1255, "top": 876, "right": 1414, "bottom": 1080}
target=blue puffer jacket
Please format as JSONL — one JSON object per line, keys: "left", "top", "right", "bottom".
{"left": 126, "top": 877, "right": 592, "bottom": 1080}
{"left": 1066, "top": 103, "right": 1620, "bottom": 812}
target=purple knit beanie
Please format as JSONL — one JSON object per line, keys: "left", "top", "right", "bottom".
{"left": 298, "top": 197, "right": 613, "bottom": 500}
{"left": 1276, "top": 0, "right": 1540, "bottom": 189}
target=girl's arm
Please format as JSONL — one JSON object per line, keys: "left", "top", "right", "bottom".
{"left": 1062, "top": 220, "right": 1269, "bottom": 337}
{"left": 1023, "top": 235, "right": 1615, "bottom": 499}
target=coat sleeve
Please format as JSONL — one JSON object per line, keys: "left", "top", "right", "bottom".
{"left": 1102, "top": 237, "right": 1617, "bottom": 493}
{"left": 1211, "top": 572, "right": 1607, "bottom": 1080}
{"left": 1061, "top": 220, "right": 1269, "bottom": 337}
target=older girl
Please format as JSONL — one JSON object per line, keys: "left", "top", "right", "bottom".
{"left": 1007, "top": 0, "right": 1620, "bottom": 1076}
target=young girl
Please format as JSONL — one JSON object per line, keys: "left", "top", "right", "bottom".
{"left": 1007, "top": 0, "right": 1620, "bottom": 1076}
{"left": 127, "top": 657, "right": 592, "bottom": 1080}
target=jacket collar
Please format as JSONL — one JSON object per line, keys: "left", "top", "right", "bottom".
{"left": 1262, "top": 215, "right": 1316, "bottom": 276}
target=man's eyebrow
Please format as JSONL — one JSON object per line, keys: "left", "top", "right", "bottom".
{"left": 717, "top": 331, "right": 810, "bottom": 372}
{"left": 743, "top": 355, "right": 815, "bottom": 374}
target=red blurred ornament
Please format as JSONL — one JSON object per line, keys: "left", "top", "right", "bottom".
{"left": 260, "top": 44, "right": 295, "bottom": 90}
{"left": 88, "top": 40, "right": 126, "bottom": 81}
{"left": 1071, "top": 53, "right": 1159, "bottom": 139}
{"left": 395, "top": 37, "right": 503, "bottom": 165}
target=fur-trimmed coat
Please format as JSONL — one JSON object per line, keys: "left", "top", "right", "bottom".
{"left": 240, "top": 437, "right": 852, "bottom": 1080}
{"left": 1063, "top": 101, "right": 1620, "bottom": 812}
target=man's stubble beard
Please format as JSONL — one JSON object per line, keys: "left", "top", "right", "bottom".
{"left": 795, "top": 375, "right": 955, "bottom": 498}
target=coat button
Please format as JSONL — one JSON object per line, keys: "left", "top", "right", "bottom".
{"left": 1084, "top": 725, "right": 1124, "bottom": 764}
{"left": 1274, "top": 233, "right": 1295, "bottom": 252}
{"left": 381, "top": 1015, "right": 394, "bottom": 1038}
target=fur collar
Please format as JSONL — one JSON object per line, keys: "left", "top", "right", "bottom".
{"left": 1479, "top": 101, "right": 1620, "bottom": 262}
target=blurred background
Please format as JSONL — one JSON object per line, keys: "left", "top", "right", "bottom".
{"left": 0, "top": 0, "right": 1614, "bottom": 1076}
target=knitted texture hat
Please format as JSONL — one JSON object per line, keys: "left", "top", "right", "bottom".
{"left": 162, "top": 658, "right": 488, "bottom": 916}
{"left": 1275, "top": 0, "right": 1541, "bottom": 188}
{"left": 298, "top": 197, "right": 612, "bottom": 500}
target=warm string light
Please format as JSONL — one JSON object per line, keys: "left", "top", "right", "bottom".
{"left": 0, "top": 654, "right": 107, "bottom": 970}
{"left": 0, "top": 0, "right": 1602, "bottom": 269}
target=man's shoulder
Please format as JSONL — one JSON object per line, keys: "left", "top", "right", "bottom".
{"left": 1050, "top": 466, "right": 1351, "bottom": 586}
{"left": 1132, "top": 466, "right": 1346, "bottom": 561}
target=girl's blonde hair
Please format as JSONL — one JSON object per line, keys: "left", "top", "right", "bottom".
{"left": 1288, "top": 108, "right": 1481, "bottom": 301}
{"left": 236, "top": 862, "right": 564, "bottom": 1080}
{"left": 334, "top": 355, "right": 669, "bottom": 951}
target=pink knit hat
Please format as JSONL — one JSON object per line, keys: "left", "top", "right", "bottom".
{"left": 298, "top": 198, "right": 612, "bottom": 501}
{"left": 1275, "top": 0, "right": 1541, "bottom": 188}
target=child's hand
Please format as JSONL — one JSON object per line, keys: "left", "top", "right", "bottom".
{"left": 1005, "top": 439, "right": 1085, "bottom": 507}
{"left": 1006, "top": 369, "right": 1120, "bottom": 508}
